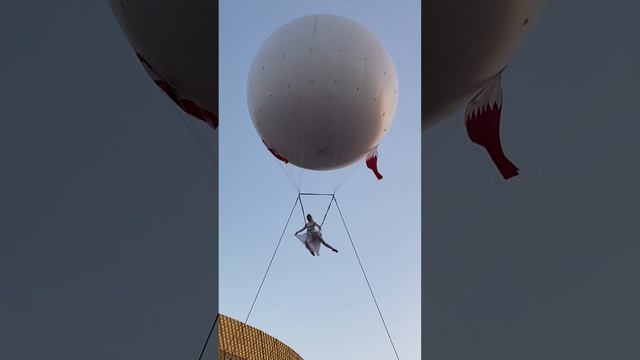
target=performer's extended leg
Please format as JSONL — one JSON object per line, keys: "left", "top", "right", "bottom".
{"left": 320, "top": 239, "right": 338, "bottom": 253}
{"left": 304, "top": 241, "right": 315, "bottom": 256}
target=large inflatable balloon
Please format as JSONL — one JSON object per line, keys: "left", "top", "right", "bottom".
{"left": 109, "top": 0, "right": 218, "bottom": 129}
{"left": 247, "top": 14, "right": 398, "bottom": 180}
{"left": 423, "top": 0, "right": 547, "bottom": 179}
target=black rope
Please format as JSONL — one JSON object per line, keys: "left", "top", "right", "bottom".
{"left": 298, "top": 193, "right": 335, "bottom": 226}
{"left": 244, "top": 197, "right": 299, "bottom": 325}
{"left": 298, "top": 195, "right": 306, "bottom": 222}
{"left": 197, "top": 313, "right": 219, "bottom": 360}
{"left": 224, "top": 197, "right": 300, "bottom": 349}
{"left": 223, "top": 193, "right": 400, "bottom": 359}
{"left": 167, "top": 97, "right": 216, "bottom": 360}
{"left": 334, "top": 198, "right": 401, "bottom": 360}
{"left": 320, "top": 195, "right": 334, "bottom": 227}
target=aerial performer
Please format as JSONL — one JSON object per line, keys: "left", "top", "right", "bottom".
{"left": 423, "top": 0, "right": 547, "bottom": 179}
{"left": 295, "top": 214, "right": 339, "bottom": 256}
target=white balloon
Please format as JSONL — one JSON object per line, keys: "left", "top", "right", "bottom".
{"left": 247, "top": 14, "right": 398, "bottom": 171}
{"left": 109, "top": 0, "right": 218, "bottom": 128}
{"left": 423, "top": 0, "right": 547, "bottom": 129}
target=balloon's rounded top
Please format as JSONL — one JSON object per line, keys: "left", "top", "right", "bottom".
{"left": 247, "top": 14, "right": 398, "bottom": 171}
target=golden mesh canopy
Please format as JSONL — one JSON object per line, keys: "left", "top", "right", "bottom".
{"left": 218, "top": 314, "right": 303, "bottom": 360}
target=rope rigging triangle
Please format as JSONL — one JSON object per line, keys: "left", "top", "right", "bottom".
{"left": 226, "top": 192, "right": 401, "bottom": 360}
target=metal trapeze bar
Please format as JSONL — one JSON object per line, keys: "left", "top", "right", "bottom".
{"left": 298, "top": 192, "right": 335, "bottom": 197}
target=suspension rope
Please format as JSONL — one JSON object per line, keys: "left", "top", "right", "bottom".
{"left": 332, "top": 162, "right": 362, "bottom": 194}
{"left": 227, "top": 193, "right": 400, "bottom": 359}
{"left": 244, "top": 197, "right": 299, "bottom": 325}
{"left": 196, "top": 313, "right": 219, "bottom": 360}
{"left": 167, "top": 99, "right": 217, "bottom": 167}
{"left": 298, "top": 194, "right": 306, "bottom": 222}
{"left": 297, "top": 193, "right": 335, "bottom": 226}
{"left": 163, "top": 96, "right": 218, "bottom": 360}
{"left": 319, "top": 194, "right": 334, "bottom": 227}
{"left": 276, "top": 160, "right": 300, "bottom": 192}
{"left": 224, "top": 197, "right": 300, "bottom": 349}
{"left": 333, "top": 198, "right": 401, "bottom": 360}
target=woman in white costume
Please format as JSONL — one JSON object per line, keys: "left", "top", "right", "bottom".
{"left": 295, "top": 214, "right": 339, "bottom": 256}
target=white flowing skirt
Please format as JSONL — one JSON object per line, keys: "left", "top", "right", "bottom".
{"left": 295, "top": 230, "right": 323, "bottom": 256}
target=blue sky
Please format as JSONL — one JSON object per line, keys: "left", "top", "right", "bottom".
{"left": 219, "top": 1, "right": 421, "bottom": 359}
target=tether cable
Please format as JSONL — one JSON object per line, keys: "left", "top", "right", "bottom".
{"left": 334, "top": 197, "right": 401, "bottom": 360}
{"left": 196, "top": 313, "right": 219, "bottom": 360}
{"left": 244, "top": 196, "right": 299, "bottom": 324}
